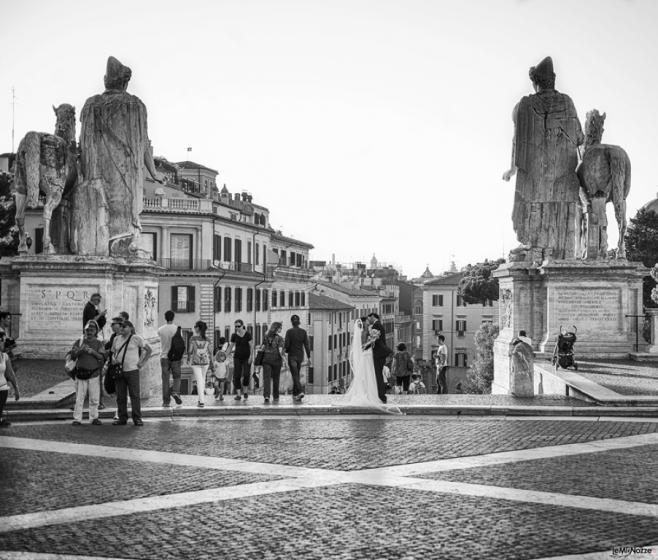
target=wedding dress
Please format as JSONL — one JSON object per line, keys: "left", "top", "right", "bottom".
{"left": 340, "top": 319, "right": 402, "bottom": 414}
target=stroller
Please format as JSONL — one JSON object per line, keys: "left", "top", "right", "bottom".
{"left": 552, "top": 326, "right": 578, "bottom": 371}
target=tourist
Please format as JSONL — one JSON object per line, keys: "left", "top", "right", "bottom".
{"left": 284, "top": 314, "right": 310, "bottom": 402}
{"left": 0, "top": 312, "right": 18, "bottom": 366}
{"left": 211, "top": 351, "right": 228, "bottom": 401}
{"left": 227, "top": 319, "right": 252, "bottom": 401}
{"left": 0, "top": 332, "right": 19, "bottom": 427}
{"left": 104, "top": 317, "right": 124, "bottom": 419}
{"left": 70, "top": 320, "right": 106, "bottom": 426}
{"left": 391, "top": 343, "right": 414, "bottom": 394}
{"left": 158, "top": 310, "right": 183, "bottom": 407}
{"left": 261, "top": 322, "right": 285, "bottom": 404}
{"left": 82, "top": 293, "right": 107, "bottom": 334}
{"left": 111, "top": 320, "right": 152, "bottom": 426}
{"left": 119, "top": 311, "right": 135, "bottom": 334}
{"left": 409, "top": 374, "right": 426, "bottom": 394}
{"left": 187, "top": 320, "right": 213, "bottom": 408}
{"left": 216, "top": 336, "right": 231, "bottom": 397}
{"left": 435, "top": 335, "right": 448, "bottom": 394}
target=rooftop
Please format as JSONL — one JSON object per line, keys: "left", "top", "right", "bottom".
{"left": 317, "top": 281, "right": 380, "bottom": 297}
{"left": 423, "top": 272, "right": 463, "bottom": 287}
{"left": 309, "top": 292, "right": 354, "bottom": 311}
{"left": 176, "top": 160, "right": 219, "bottom": 174}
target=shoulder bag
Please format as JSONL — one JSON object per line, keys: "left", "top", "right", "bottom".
{"left": 109, "top": 335, "right": 132, "bottom": 379}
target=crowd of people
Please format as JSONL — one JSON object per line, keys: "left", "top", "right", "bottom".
{"left": 0, "top": 292, "right": 457, "bottom": 427}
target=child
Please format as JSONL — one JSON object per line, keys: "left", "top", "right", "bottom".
{"left": 211, "top": 351, "right": 228, "bottom": 401}
{"left": 409, "top": 374, "right": 426, "bottom": 395}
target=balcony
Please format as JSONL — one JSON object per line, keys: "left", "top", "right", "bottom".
{"left": 143, "top": 197, "right": 213, "bottom": 213}
{"left": 153, "top": 258, "right": 268, "bottom": 276}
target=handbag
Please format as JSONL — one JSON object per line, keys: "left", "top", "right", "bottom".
{"left": 254, "top": 349, "right": 265, "bottom": 366}
{"left": 109, "top": 335, "right": 132, "bottom": 379}
{"left": 65, "top": 337, "right": 83, "bottom": 378}
{"left": 104, "top": 364, "right": 116, "bottom": 394}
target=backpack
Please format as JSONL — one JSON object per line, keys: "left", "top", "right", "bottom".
{"left": 194, "top": 340, "right": 210, "bottom": 365}
{"left": 168, "top": 327, "right": 186, "bottom": 361}
{"left": 262, "top": 335, "right": 282, "bottom": 365}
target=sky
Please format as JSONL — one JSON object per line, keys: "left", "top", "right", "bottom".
{"left": 2, "top": 0, "right": 658, "bottom": 278}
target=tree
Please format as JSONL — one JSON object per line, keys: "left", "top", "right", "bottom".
{"left": 0, "top": 171, "right": 18, "bottom": 257}
{"left": 464, "top": 322, "right": 499, "bottom": 394}
{"left": 458, "top": 258, "right": 505, "bottom": 305}
{"left": 625, "top": 207, "right": 658, "bottom": 309}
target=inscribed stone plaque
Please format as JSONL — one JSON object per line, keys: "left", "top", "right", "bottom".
{"left": 553, "top": 287, "right": 621, "bottom": 334}
{"left": 26, "top": 285, "right": 98, "bottom": 331}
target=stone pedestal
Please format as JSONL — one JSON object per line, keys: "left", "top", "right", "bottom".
{"left": 492, "top": 259, "right": 646, "bottom": 395}
{"left": 0, "top": 255, "right": 162, "bottom": 399}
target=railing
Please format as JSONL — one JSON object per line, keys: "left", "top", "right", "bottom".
{"left": 154, "top": 258, "right": 264, "bottom": 274}
{"left": 143, "top": 197, "right": 213, "bottom": 213}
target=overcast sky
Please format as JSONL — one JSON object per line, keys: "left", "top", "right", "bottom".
{"left": 3, "top": 0, "right": 657, "bottom": 277}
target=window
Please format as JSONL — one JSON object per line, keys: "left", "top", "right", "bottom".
{"left": 263, "top": 289, "right": 268, "bottom": 311}
{"left": 171, "top": 286, "right": 195, "bottom": 313}
{"left": 288, "top": 291, "right": 293, "bottom": 307}
{"left": 455, "top": 352, "right": 468, "bottom": 367}
{"left": 247, "top": 241, "right": 252, "bottom": 264}
{"left": 272, "top": 291, "right": 278, "bottom": 307}
{"left": 170, "top": 234, "right": 193, "bottom": 270}
{"left": 334, "top": 334, "right": 338, "bottom": 350}
{"left": 247, "top": 288, "right": 253, "bottom": 312}
{"left": 255, "top": 243, "right": 260, "bottom": 265}
{"left": 214, "top": 286, "right": 221, "bottom": 312}
{"left": 295, "top": 292, "right": 301, "bottom": 307}
{"left": 224, "top": 326, "right": 230, "bottom": 341}
{"left": 263, "top": 244, "right": 267, "bottom": 267}
{"left": 223, "top": 237, "right": 232, "bottom": 262}
{"left": 328, "top": 365, "right": 332, "bottom": 381}
{"left": 296, "top": 254, "right": 302, "bottom": 267}
{"left": 141, "top": 232, "right": 157, "bottom": 260}
{"left": 255, "top": 323, "right": 261, "bottom": 345}
{"left": 456, "top": 319, "right": 467, "bottom": 335}
{"left": 214, "top": 329, "right": 222, "bottom": 351}
{"left": 432, "top": 319, "right": 443, "bottom": 332}
{"left": 328, "top": 335, "right": 332, "bottom": 350}
{"left": 213, "top": 234, "right": 221, "bottom": 262}
{"left": 309, "top": 335, "right": 314, "bottom": 351}
{"left": 247, "top": 325, "right": 253, "bottom": 337}
{"left": 280, "top": 250, "right": 287, "bottom": 265}
{"left": 256, "top": 289, "right": 261, "bottom": 312}
{"left": 235, "top": 287, "right": 243, "bottom": 312}
{"left": 224, "top": 286, "right": 232, "bottom": 313}
{"left": 456, "top": 294, "right": 467, "bottom": 307}
{"left": 234, "top": 239, "right": 242, "bottom": 265}
{"left": 289, "top": 251, "right": 295, "bottom": 266}
{"left": 301, "top": 292, "right": 306, "bottom": 307}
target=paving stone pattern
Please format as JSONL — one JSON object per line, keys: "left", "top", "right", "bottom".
{"left": 421, "top": 442, "right": 658, "bottom": 505}
{"left": 0, "top": 447, "right": 282, "bottom": 517}
{"left": 8, "top": 418, "right": 658, "bottom": 470}
{"left": 572, "top": 360, "right": 658, "bottom": 396}
{"left": 1, "top": 485, "right": 657, "bottom": 560}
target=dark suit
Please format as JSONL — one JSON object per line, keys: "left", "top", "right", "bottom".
{"left": 82, "top": 301, "right": 107, "bottom": 331}
{"left": 370, "top": 320, "right": 390, "bottom": 403}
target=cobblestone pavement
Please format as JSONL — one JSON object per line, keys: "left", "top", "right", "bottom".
{"left": 1, "top": 416, "right": 657, "bottom": 559}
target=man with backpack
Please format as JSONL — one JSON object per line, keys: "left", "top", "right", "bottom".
{"left": 158, "top": 310, "right": 183, "bottom": 407}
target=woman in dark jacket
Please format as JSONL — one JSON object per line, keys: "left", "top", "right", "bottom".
{"left": 260, "top": 322, "right": 285, "bottom": 404}
{"left": 391, "top": 343, "right": 414, "bottom": 395}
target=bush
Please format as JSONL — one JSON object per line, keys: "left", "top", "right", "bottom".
{"left": 464, "top": 322, "right": 499, "bottom": 394}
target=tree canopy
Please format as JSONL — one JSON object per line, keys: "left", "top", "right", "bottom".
{"left": 464, "top": 322, "right": 499, "bottom": 394}
{"left": 458, "top": 258, "right": 505, "bottom": 305}
{"left": 0, "top": 172, "right": 18, "bottom": 257}
{"left": 625, "top": 207, "right": 658, "bottom": 308}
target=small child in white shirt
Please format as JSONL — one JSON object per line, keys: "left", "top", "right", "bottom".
{"left": 212, "top": 351, "right": 228, "bottom": 401}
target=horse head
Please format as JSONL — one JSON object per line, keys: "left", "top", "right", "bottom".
{"left": 53, "top": 103, "right": 76, "bottom": 144}
{"left": 584, "top": 109, "right": 606, "bottom": 148}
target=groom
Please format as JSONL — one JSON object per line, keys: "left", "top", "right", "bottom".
{"left": 367, "top": 313, "right": 391, "bottom": 403}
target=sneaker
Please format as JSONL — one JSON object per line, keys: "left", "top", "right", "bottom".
{"left": 264, "top": 397, "right": 270, "bottom": 403}
{"left": 91, "top": 419, "right": 102, "bottom": 426}
{"left": 72, "top": 421, "right": 82, "bottom": 426}
{"left": 172, "top": 394, "right": 182, "bottom": 405}
{"left": 234, "top": 395, "right": 242, "bottom": 401}
{"left": 197, "top": 402, "right": 205, "bottom": 408}
{"left": 297, "top": 392, "right": 305, "bottom": 401}
{"left": 243, "top": 393, "right": 248, "bottom": 400}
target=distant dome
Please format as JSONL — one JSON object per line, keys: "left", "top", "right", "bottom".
{"left": 421, "top": 266, "right": 433, "bottom": 279}
{"left": 642, "top": 191, "right": 658, "bottom": 214}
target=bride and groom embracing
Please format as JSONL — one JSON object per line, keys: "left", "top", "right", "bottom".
{"left": 342, "top": 313, "right": 401, "bottom": 413}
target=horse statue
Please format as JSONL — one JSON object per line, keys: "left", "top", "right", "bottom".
{"left": 13, "top": 104, "right": 78, "bottom": 255}
{"left": 577, "top": 109, "right": 631, "bottom": 259}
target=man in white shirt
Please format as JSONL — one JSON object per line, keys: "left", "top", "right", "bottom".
{"left": 158, "top": 310, "right": 182, "bottom": 408}
{"left": 111, "top": 321, "right": 152, "bottom": 426}
{"left": 436, "top": 335, "right": 448, "bottom": 394}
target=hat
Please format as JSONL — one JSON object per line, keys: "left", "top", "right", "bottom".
{"left": 84, "top": 320, "right": 99, "bottom": 331}
{"left": 111, "top": 316, "right": 124, "bottom": 325}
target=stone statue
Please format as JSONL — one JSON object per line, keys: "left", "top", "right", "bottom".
{"left": 13, "top": 104, "right": 78, "bottom": 255}
{"left": 503, "top": 57, "right": 585, "bottom": 263}
{"left": 509, "top": 332, "right": 534, "bottom": 397}
{"left": 72, "top": 56, "right": 161, "bottom": 257}
{"left": 577, "top": 109, "right": 631, "bottom": 259}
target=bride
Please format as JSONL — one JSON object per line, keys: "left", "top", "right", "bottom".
{"left": 341, "top": 318, "right": 402, "bottom": 414}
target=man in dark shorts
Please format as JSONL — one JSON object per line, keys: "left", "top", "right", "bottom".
{"left": 228, "top": 319, "right": 252, "bottom": 401}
